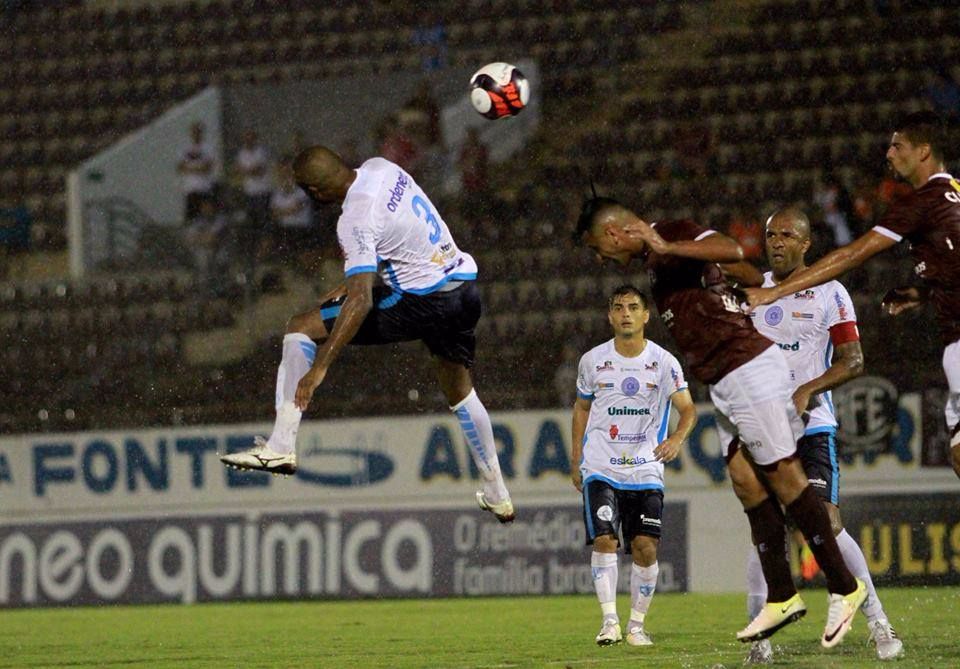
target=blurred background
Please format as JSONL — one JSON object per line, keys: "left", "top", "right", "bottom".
{"left": 1, "top": 0, "right": 958, "bottom": 608}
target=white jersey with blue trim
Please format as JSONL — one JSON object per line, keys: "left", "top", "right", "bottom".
{"left": 336, "top": 157, "right": 477, "bottom": 294}
{"left": 749, "top": 272, "right": 858, "bottom": 433}
{"left": 576, "top": 339, "right": 687, "bottom": 490}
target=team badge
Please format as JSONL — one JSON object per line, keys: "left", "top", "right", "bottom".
{"left": 764, "top": 305, "right": 783, "bottom": 326}
{"left": 621, "top": 376, "right": 640, "bottom": 396}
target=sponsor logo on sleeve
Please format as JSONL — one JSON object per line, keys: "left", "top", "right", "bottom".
{"left": 833, "top": 291, "right": 849, "bottom": 321}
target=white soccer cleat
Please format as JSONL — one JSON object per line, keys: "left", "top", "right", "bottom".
{"left": 867, "top": 618, "right": 904, "bottom": 660}
{"left": 625, "top": 622, "right": 653, "bottom": 646}
{"left": 744, "top": 639, "right": 773, "bottom": 664}
{"left": 219, "top": 436, "right": 297, "bottom": 475}
{"left": 821, "top": 578, "right": 867, "bottom": 648}
{"left": 595, "top": 618, "right": 622, "bottom": 646}
{"left": 737, "top": 593, "right": 806, "bottom": 642}
{"left": 476, "top": 491, "right": 515, "bottom": 523}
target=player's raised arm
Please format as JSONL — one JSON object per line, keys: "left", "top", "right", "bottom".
{"left": 295, "top": 271, "right": 375, "bottom": 410}
{"left": 614, "top": 219, "right": 746, "bottom": 263}
{"left": 746, "top": 229, "right": 896, "bottom": 309}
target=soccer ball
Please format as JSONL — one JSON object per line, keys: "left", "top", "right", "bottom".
{"left": 469, "top": 62, "right": 530, "bottom": 119}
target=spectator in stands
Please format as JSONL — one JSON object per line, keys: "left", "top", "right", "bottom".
{"left": 184, "top": 197, "right": 228, "bottom": 293}
{"left": 813, "top": 173, "right": 855, "bottom": 247}
{"left": 0, "top": 168, "right": 31, "bottom": 279}
{"left": 925, "top": 64, "right": 960, "bottom": 123}
{"left": 233, "top": 130, "right": 273, "bottom": 278}
{"left": 412, "top": 8, "right": 447, "bottom": 72}
{"left": 726, "top": 208, "right": 764, "bottom": 261}
{"left": 177, "top": 122, "right": 216, "bottom": 221}
{"left": 458, "top": 127, "right": 490, "bottom": 216}
{"left": 270, "top": 157, "right": 317, "bottom": 273}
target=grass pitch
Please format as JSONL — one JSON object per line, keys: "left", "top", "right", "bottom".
{"left": 3, "top": 587, "right": 957, "bottom": 668}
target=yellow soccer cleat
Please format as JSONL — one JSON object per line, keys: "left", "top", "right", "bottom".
{"left": 737, "top": 593, "right": 807, "bottom": 642}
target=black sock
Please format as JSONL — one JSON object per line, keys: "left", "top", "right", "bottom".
{"left": 745, "top": 497, "right": 796, "bottom": 603}
{"left": 786, "top": 485, "right": 856, "bottom": 595}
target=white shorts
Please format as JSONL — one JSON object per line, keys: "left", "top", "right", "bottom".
{"left": 710, "top": 345, "right": 804, "bottom": 466}
{"left": 943, "top": 339, "right": 960, "bottom": 433}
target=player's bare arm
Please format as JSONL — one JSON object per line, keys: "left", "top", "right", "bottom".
{"left": 295, "top": 272, "right": 375, "bottom": 410}
{"left": 571, "top": 396, "right": 591, "bottom": 492}
{"left": 318, "top": 282, "right": 348, "bottom": 305}
{"left": 882, "top": 285, "right": 927, "bottom": 316}
{"left": 793, "top": 340, "right": 865, "bottom": 416}
{"left": 746, "top": 231, "right": 896, "bottom": 309}
{"left": 720, "top": 260, "right": 765, "bottom": 287}
{"left": 654, "top": 388, "right": 696, "bottom": 463}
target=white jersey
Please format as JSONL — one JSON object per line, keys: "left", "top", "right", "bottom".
{"left": 750, "top": 272, "right": 859, "bottom": 434}
{"left": 271, "top": 186, "right": 312, "bottom": 228}
{"left": 235, "top": 145, "right": 272, "bottom": 196}
{"left": 337, "top": 157, "right": 477, "bottom": 294}
{"left": 179, "top": 141, "right": 216, "bottom": 194}
{"left": 576, "top": 339, "right": 687, "bottom": 490}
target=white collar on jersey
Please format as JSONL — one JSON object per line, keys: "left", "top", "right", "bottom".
{"left": 929, "top": 172, "right": 954, "bottom": 182}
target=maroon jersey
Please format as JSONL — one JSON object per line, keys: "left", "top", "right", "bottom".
{"left": 873, "top": 174, "right": 960, "bottom": 344}
{"left": 644, "top": 219, "right": 772, "bottom": 384}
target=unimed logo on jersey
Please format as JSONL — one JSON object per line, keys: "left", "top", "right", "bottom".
{"left": 607, "top": 406, "right": 650, "bottom": 416}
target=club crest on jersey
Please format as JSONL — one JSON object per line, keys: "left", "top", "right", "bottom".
{"left": 621, "top": 376, "right": 640, "bottom": 396}
{"left": 596, "top": 360, "right": 614, "bottom": 371}
{"left": 764, "top": 305, "right": 784, "bottom": 326}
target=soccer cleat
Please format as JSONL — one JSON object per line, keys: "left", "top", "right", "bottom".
{"left": 595, "top": 619, "right": 622, "bottom": 646}
{"left": 821, "top": 578, "right": 867, "bottom": 648}
{"left": 744, "top": 639, "right": 773, "bottom": 664}
{"left": 625, "top": 622, "right": 653, "bottom": 646}
{"left": 476, "top": 491, "right": 515, "bottom": 523}
{"left": 867, "top": 618, "right": 904, "bottom": 660}
{"left": 219, "top": 436, "right": 297, "bottom": 475}
{"left": 736, "top": 593, "right": 807, "bottom": 642}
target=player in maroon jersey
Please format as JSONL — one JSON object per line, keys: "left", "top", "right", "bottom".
{"left": 573, "top": 198, "right": 867, "bottom": 648}
{"left": 746, "top": 111, "right": 960, "bottom": 480}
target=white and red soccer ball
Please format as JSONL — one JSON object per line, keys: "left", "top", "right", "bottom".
{"left": 469, "top": 62, "right": 530, "bottom": 120}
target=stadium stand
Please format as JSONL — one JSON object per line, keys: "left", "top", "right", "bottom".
{"left": 0, "top": 0, "right": 955, "bottom": 434}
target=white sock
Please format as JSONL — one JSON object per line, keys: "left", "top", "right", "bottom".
{"left": 592, "top": 551, "right": 619, "bottom": 620}
{"left": 629, "top": 561, "right": 658, "bottom": 625}
{"left": 451, "top": 389, "right": 509, "bottom": 502}
{"left": 836, "top": 529, "right": 885, "bottom": 622}
{"left": 266, "top": 333, "right": 315, "bottom": 455}
{"left": 746, "top": 546, "right": 767, "bottom": 621}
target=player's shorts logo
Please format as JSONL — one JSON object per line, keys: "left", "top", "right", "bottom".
{"left": 621, "top": 376, "right": 640, "bottom": 396}
{"left": 764, "top": 305, "right": 784, "bottom": 326}
{"left": 597, "top": 505, "right": 614, "bottom": 522}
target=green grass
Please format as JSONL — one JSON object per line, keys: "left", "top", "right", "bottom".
{"left": 3, "top": 587, "right": 957, "bottom": 668}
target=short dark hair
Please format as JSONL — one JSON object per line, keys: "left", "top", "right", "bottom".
{"left": 573, "top": 195, "right": 622, "bottom": 243}
{"left": 608, "top": 284, "right": 648, "bottom": 309}
{"left": 894, "top": 111, "right": 948, "bottom": 161}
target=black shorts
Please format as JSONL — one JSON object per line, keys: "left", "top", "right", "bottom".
{"left": 320, "top": 281, "right": 481, "bottom": 368}
{"left": 582, "top": 478, "right": 664, "bottom": 553}
{"left": 797, "top": 430, "right": 839, "bottom": 505}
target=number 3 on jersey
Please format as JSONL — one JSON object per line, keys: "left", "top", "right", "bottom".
{"left": 412, "top": 195, "right": 442, "bottom": 244}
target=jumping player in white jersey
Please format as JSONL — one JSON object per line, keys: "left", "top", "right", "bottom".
{"left": 743, "top": 208, "right": 903, "bottom": 663}
{"left": 221, "top": 146, "right": 514, "bottom": 522}
{"left": 572, "top": 285, "right": 696, "bottom": 647}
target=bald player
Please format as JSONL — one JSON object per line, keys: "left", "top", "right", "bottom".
{"left": 744, "top": 208, "right": 903, "bottom": 663}
{"left": 221, "top": 147, "right": 515, "bottom": 522}
{"left": 747, "top": 111, "right": 960, "bottom": 480}
{"left": 573, "top": 198, "right": 866, "bottom": 649}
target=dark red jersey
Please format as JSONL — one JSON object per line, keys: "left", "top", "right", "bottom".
{"left": 873, "top": 174, "right": 960, "bottom": 344}
{"left": 644, "top": 219, "right": 773, "bottom": 384}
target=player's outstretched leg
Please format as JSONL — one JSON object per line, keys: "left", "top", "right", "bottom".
{"left": 452, "top": 389, "right": 513, "bottom": 522}
{"left": 221, "top": 310, "right": 326, "bottom": 475}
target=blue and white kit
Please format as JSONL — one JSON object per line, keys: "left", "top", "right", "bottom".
{"left": 576, "top": 339, "right": 687, "bottom": 490}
